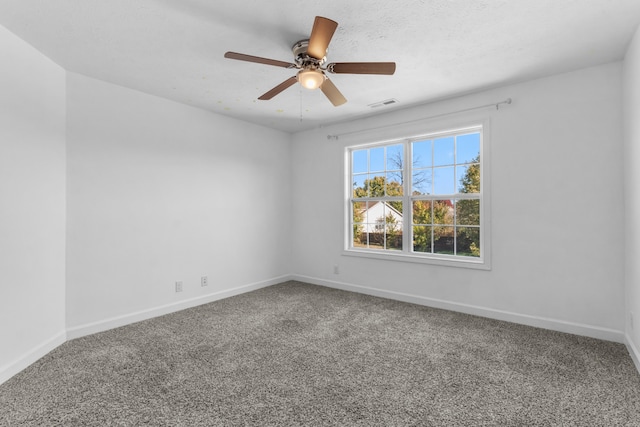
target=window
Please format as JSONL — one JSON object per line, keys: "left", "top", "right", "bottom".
{"left": 347, "top": 124, "right": 488, "bottom": 268}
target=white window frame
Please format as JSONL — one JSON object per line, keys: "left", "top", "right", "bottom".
{"left": 344, "top": 120, "right": 491, "bottom": 270}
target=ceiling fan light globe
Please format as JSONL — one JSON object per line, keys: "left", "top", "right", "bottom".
{"left": 298, "top": 69, "right": 325, "bottom": 90}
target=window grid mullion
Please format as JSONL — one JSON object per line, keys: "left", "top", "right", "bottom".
{"left": 453, "top": 135, "right": 457, "bottom": 256}
{"left": 403, "top": 139, "right": 411, "bottom": 254}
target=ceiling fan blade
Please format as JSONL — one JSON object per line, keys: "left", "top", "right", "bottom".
{"left": 258, "top": 76, "right": 298, "bottom": 100}
{"left": 224, "top": 51, "right": 296, "bottom": 68}
{"left": 320, "top": 77, "right": 347, "bottom": 106}
{"left": 327, "top": 62, "right": 396, "bottom": 75}
{"left": 307, "top": 16, "right": 338, "bottom": 60}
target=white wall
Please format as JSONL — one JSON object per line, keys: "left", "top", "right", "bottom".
{"left": 0, "top": 25, "right": 66, "bottom": 382}
{"left": 291, "top": 62, "right": 625, "bottom": 340}
{"left": 1, "top": 19, "right": 635, "bottom": 384}
{"left": 624, "top": 26, "right": 640, "bottom": 366}
{"left": 65, "top": 73, "right": 292, "bottom": 333}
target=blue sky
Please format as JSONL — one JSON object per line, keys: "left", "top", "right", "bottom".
{"left": 352, "top": 132, "right": 480, "bottom": 196}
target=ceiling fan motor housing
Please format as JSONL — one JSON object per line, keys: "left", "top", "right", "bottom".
{"left": 292, "top": 39, "right": 325, "bottom": 69}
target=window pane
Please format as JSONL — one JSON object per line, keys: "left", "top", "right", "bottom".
{"left": 434, "top": 226, "right": 454, "bottom": 254}
{"left": 456, "top": 199, "right": 480, "bottom": 226}
{"left": 353, "top": 201, "right": 368, "bottom": 249}
{"left": 433, "top": 167, "right": 455, "bottom": 195}
{"left": 360, "top": 202, "right": 403, "bottom": 249}
{"left": 361, "top": 201, "right": 382, "bottom": 249}
{"left": 367, "top": 174, "right": 386, "bottom": 197}
{"left": 386, "top": 222, "right": 402, "bottom": 250}
{"left": 370, "top": 147, "right": 384, "bottom": 172}
{"left": 370, "top": 202, "right": 401, "bottom": 251}
{"left": 457, "top": 163, "right": 480, "bottom": 193}
{"left": 386, "top": 171, "right": 403, "bottom": 196}
{"left": 353, "top": 202, "right": 367, "bottom": 247}
{"left": 352, "top": 149, "right": 368, "bottom": 174}
{"left": 412, "top": 200, "right": 432, "bottom": 224}
{"left": 353, "top": 230, "right": 367, "bottom": 248}
{"left": 456, "top": 227, "right": 480, "bottom": 257}
{"left": 353, "top": 201, "right": 366, "bottom": 224}
{"left": 434, "top": 136, "right": 454, "bottom": 166}
{"left": 382, "top": 202, "right": 403, "bottom": 230}
{"left": 386, "top": 144, "right": 403, "bottom": 171}
{"left": 388, "top": 200, "right": 403, "bottom": 216}
{"left": 412, "top": 169, "right": 432, "bottom": 195}
{"left": 369, "top": 213, "right": 385, "bottom": 248}
{"left": 433, "top": 200, "right": 454, "bottom": 225}
{"left": 361, "top": 201, "right": 374, "bottom": 223}
{"left": 413, "top": 225, "right": 432, "bottom": 253}
{"left": 412, "top": 140, "right": 432, "bottom": 168}
{"left": 456, "top": 133, "right": 480, "bottom": 164}
{"left": 353, "top": 174, "right": 367, "bottom": 198}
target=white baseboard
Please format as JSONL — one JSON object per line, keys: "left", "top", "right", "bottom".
{"left": 67, "top": 275, "right": 292, "bottom": 340}
{"left": 626, "top": 334, "right": 640, "bottom": 375}
{"left": 0, "top": 331, "right": 66, "bottom": 386}
{"left": 292, "top": 274, "right": 626, "bottom": 344}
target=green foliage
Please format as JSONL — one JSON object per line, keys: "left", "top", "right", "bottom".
{"left": 353, "top": 175, "right": 403, "bottom": 198}
{"left": 433, "top": 201, "right": 453, "bottom": 225}
{"left": 412, "top": 200, "right": 465, "bottom": 254}
{"left": 384, "top": 212, "right": 399, "bottom": 233}
{"left": 352, "top": 202, "right": 365, "bottom": 240}
{"left": 384, "top": 212, "right": 401, "bottom": 249}
{"left": 413, "top": 225, "right": 431, "bottom": 252}
{"left": 412, "top": 200, "right": 452, "bottom": 252}
{"left": 412, "top": 200, "right": 431, "bottom": 225}
{"left": 470, "top": 241, "right": 480, "bottom": 257}
{"left": 455, "top": 227, "right": 480, "bottom": 257}
{"left": 456, "top": 199, "right": 479, "bottom": 226}
{"left": 459, "top": 156, "right": 480, "bottom": 194}
{"left": 455, "top": 155, "right": 481, "bottom": 257}
{"left": 354, "top": 176, "right": 403, "bottom": 212}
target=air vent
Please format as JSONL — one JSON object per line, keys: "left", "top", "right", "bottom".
{"left": 368, "top": 98, "right": 399, "bottom": 109}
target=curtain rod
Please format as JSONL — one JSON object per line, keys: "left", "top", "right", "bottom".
{"left": 326, "top": 98, "right": 512, "bottom": 140}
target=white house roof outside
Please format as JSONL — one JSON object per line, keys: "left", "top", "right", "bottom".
{"left": 357, "top": 201, "right": 403, "bottom": 233}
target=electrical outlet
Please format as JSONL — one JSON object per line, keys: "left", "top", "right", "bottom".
{"left": 631, "top": 312, "right": 635, "bottom": 330}
{"left": 201, "top": 276, "right": 208, "bottom": 287}
{"left": 175, "top": 281, "right": 183, "bottom": 293}
{"left": 333, "top": 265, "right": 339, "bottom": 275}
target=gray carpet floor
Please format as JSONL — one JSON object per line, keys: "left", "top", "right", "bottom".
{"left": 1, "top": 281, "right": 640, "bottom": 426}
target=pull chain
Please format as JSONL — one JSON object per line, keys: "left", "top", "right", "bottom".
{"left": 299, "top": 86, "right": 303, "bottom": 122}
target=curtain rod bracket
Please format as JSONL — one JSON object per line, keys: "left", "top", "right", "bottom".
{"left": 497, "top": 98, "right": 512, "bottom": 110}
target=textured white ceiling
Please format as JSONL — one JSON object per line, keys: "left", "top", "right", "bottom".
{"left": 1, "top": 0, "right": 639, "bottom": 133}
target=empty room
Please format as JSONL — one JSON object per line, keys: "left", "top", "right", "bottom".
{"left": 2, "top": 0, "right": 640, "bottom": 425}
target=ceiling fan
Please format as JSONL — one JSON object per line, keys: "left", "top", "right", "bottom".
{"left": 224, "top": 16, "right": 396, "bottom": 106}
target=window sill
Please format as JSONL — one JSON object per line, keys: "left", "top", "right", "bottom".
{"left": 342, "top": 248, "right": 491, "bottom": 270}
